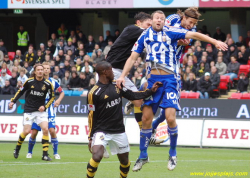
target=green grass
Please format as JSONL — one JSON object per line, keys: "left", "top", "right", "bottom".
{"left": 0, "top": 143, "right": 249, "bottom": 178}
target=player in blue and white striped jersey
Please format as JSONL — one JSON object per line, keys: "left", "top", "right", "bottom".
{"left": 116, "top": 10, "right": 227, "bottom": 172}
{"left": 27, "top": 62, "right": 64, "bottom": 160}
{"left": 151, "top": 7, "right": 201, "bottom": 144}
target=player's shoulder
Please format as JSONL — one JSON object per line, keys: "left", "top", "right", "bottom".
{"left": 44, "top": 79, "right": 53, "bottom": 86}
{"left": 166, "top": 26, "right": 188, "bottom": 33}
{"left": 88, "top": 84, "right": 101, "bottom": 96}
{"left": 166, "top": 14, "right": 181, "bottom": 21}
{"left": 26, "top": 77, "right": 34, "bottom": 83}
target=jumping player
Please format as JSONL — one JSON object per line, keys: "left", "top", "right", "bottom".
{"left": 9, "top": 64, "right": 55, "bottom": 161}
{"left": 116, "top": 10, "right": 227, "bottom": 171}
{"left": 86, "top": 61, "right": 161, "bottom": 178}
{"left": 26, "top": 62, "right": 64, "bottom": 159}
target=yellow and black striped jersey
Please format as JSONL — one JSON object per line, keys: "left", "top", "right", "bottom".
{"left": 11, "top": 77, "right": 55, "bottom": 113}
{"left": 87, "top": 81, "right": 153, "bottom": 140}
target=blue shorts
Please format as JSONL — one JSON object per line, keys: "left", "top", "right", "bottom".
{"left": 143, "top": 74, "right": 181, "bottom": 114}
{"left": 31, "top": 117, "right": 56, "bottom": 131}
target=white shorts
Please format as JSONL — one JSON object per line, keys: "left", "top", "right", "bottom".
{"left": 92, "top": 132, "right": 130, "bottom": 155}
{"left": 23, "top": 111, "right": 48, "bottom": 126}
{"left": 112, "top": 68, "right": 138, "bottom": 92}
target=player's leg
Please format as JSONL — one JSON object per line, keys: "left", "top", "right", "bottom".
{"left": 150, "top": 108, "right": 165, "bottom": 145}
{"left": 132, "top": 99, "right": 143, "bottom": 130}
{"left": 27, "top": 125, "right": 39, "bottom": 158}
{"left": 13, "top": 113, "right": 33, "bottom": 159}
{"left": 48, "top": 117, "right": 60, "bottom": 159}
{"left": 39, "top": 121, "right": 51, "bottom": 161}
{"left": 117, "top": 152, "right": 130, "bottom": 178}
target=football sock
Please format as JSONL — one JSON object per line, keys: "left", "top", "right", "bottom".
{"left": 86, "top": 158, "right": 100, "bottom": 178}
{"left": 42, "top": 135, "right": 49, "bottom": 156}
{"left": 16, "top": 132, "right": 26, "bottom": 150}
{"left": 168, "top": 125, "right": 178, "bottom": 157}
{"left": 28, "top": 137, "right": 36, "bottom": 154}
{"left": 120, "top": 161, "right": 130, "bottom": 178}
{"left": 152, "top": 109, "right": 165, "bottom": 131}
{"left": 139, "top": 129, "right": 152, "bottom": 159}
{"left": 134, "top": 106, "right": 142, "bottom": 130}
{"left": 51, "top": 137, "right": 58, "bottom": 155}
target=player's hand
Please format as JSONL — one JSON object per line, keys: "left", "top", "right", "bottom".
{"left": 9, "top": 102, "right": 14, "bottom": 109}
{"left": 38, "top": 106, "right": 45, "bottom": 112}
{"left": 116, "top": 77, "right": 125, "bottom": 89}
{"left": 88, "top": 140, "right": 92, "bottom": 153}
{"left": 151, "top": 82, "right": 163, "bottom": 92}
{"left": 178, "top": 39, "right": 190, "bottom": 46}
{"left": 214, "top": 41, "right": 228, "bottom": 51}
{"left": 54, "top": 100, "right": 60, "bottom": 108}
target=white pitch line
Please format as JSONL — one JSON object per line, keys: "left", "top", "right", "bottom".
{"left": 0, "top": 160, "right": 249, "bottom": 166}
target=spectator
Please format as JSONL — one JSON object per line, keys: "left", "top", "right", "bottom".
{"left": 83, "top": 55, "right": 93, "bottom": 65}
{"left": 10, "top": 59, "right": 22, "bottom": 73}
{"left": 35, "top": 50, "right": 44, "bottom": 64}
{"left": 74, "top": 43, "right": 86, "bottom": 56}
{"left": 23, "top": 61, "right": 32, "bottom": 75}
{"left": 53, "top": 72, "right": 61, "bottom": 85}
{"left": 92, "top": 49, "right": 105, "bottom": 63}
{"left": 67, "top": 49, "right": 75, "bottom": 62}
{"left": 227, "top": 38, "right": 234, "bottom": 46}
{"left": 61, "top": 70, "right": 71, "bottom": 88}
{"left": 183, "top": 66, "right": 191, "bottom": 81}
{"left": 44, "top": 55, "right": 51, "bottom": 63}
{"left": 206, "top": 44, "right": 216, "bottom": 63}
{"left": 180, "top": 74, "right": 187, "bottom": 91}
{"left": 0, "top": 69, "right": 12, "bottom": 87}
{"left": 245, "top": 30, "right": 250, "bottom": 47}
{"left": 226, "top": 45, "right": 238, "bottom": 64}
{"left": 17, "top": 68, "right": 28, "bottom": 85}
{"left": 50, "top": 33, "right": 59, "bottom": 46}
{"left": 74, "top": 50, "right": 85, "bottom": 62}
{"left": 79, "top": 72, "right": 89, "bottom": 90}
{"left": 67, "top": 71, "right": 80, "bottom": 89}
{"left": 81, "top": 61, "right": 93, "bottom": 73}
{"left": 1, "top": 79, "right": 16, "bottom": 94}
{"left": 224, "top": 33, "right": 232, "bottom": 44}
{"left": 105, "top": 30, "right": 114, "bottom": 43}
{"left": 64, "top": 38, "right": 76, "bottom": 54}
{"left": 9, "top": 72, "right": 18, "bottom": 88}
{"left": 210, "top": 66, "right": 220, "bottom": 90}
{"left": 0, "top": 50, "right": 3, "bottom": 63}
{"left": 77, "top": 31, "right": 88, "bottom": 44}
{"left": 16, "top": 80, "right": 23, "bottom": 91}
{"left": 85, "top": 35, "right": 96, "bottom": 53}
{"left": 132, "top": 71, "right": 142, "bottom": 89}
{"left": 194, "top": 46, "right": 203, "bottom": 63}
{"left": 58, "top": 23, "right": 68, "bottom": 37}
{"left": 69, "top": 30, "right": 76, "bottom": 40}
{"left": 53, "top": 66, "right": 63, "bottom": 79}
{"left": 58, "top": 49, "right": 65, "bottom": 62}
{"left": 224, "top": 55, "right": 240, "bottom": 81}
{"left": 210, "top": 61, "right": 215, "bottom": 69}
{"left": 237, "top": 73, "right": 249, "bottom": 93}
{"left": 97, "top": 35, "right": 107, "bottom": 51}
{"left": 1, "top": 55, "right": 13, "bottom": 69}
{"left": 0, "top": 39, "right": 8, "bottom": 55}
{"left": 62, "top": 60, "right": 71, "bottom": 73}
{"left": 238, "top": 45, "right": 249, "bottom": 65}
{"left": 236, "top": 36, "right": 244, "bottom": 51}
{"left": 72, "top": 37, "right": 78, "bottom": 47}
{"left": 24, "top": 48, "right": 36, "bottom": 66}
{"left": 75, "top": 58, "right": 83, "bottom": 72}
{"left": 17, "top": 26, "right": 29, "bottom": 54}
{"left": 87, "top": 78, "right": 96, "bottom": 91}
{"left": 217, "top": 50, "right": 227, "bottom": 64}
{"left": 54, "top": 39, "right": 65, "bottom": 57}
{"left": 196, "top": 61, "right": 209, "bottom": 78}
{"left": 39, "top": 43, "right": 46, "bottom": 54}
{"left": 197, "top": 72, "right": 212, "bottom": 99}
{"left": 103, "top": 39, "right": 113, "bottom": 57}
{"left": 213, "top": 27, "right": 226, "bottom": 42}
{"left": 0, "top": 63, "right": 12, "bottom": 76}
{"left": 84, "top": 67, "right": 94, "bottom": 82}
{"left": 113, "top": 29, "right": 120, "bottom": 42}
{"left": 183, "top": 48, "right": 197, "bottom": 65}
{"left": 186, "top": 58, "right": 196, "bottom": 73}
{"left": 15, "top": 50, "right": 24, "bottom": 62}
{"left": 215, "top": 56, "right": 227, "bottom": 75}
{"left": 185, "top": 72, "right": 197, "bottom": 92}
{"left": 47, "top": 40, "right": 56, "bottom": 55}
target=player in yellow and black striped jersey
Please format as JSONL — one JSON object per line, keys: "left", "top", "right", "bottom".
{"left": 86, "top": 61, "right": 162, "bottom": 178}
{"left": 9, "top": 64, "right": 55, "bottom": 161}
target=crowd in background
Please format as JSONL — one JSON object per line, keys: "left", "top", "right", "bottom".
{"left": 0, "top": 23, "right": 249, "bottom": 98}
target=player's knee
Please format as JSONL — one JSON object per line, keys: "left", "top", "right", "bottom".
{"left": 23, "top": 130, "right": 30, "bottom": 136}
{"left": 49, "top": 128, "right": 56, "bottom": 137}
{"left": 119, "top": 158, "right": 129, "bottom": 166}
{"left": 133, "top": 100, "right": 142, "bottom": 107}
{"left": 42, "top": 128, "right": 49, "bottom": 135}
{"left": 166, "top": 115, "right": 176, "bottom": 125}
{"left": 92, "top": 152, "right": 103, "bottom": 162}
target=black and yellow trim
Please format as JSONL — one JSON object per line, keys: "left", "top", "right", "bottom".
{"left": 45, "top": 79, "right": 55, "bottom": 109}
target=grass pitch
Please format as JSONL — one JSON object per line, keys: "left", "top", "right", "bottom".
{"left": 0, "top": 143, "right": 249, "bottom": 178}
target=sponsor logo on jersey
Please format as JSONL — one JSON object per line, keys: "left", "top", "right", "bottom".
{"left": 30, "top": 90, "right": 44, "bottom": 96}
{"left": 104, "top": 95, "right": 109, "bottom": 99}
{"left": 42, "top": 84, "right": 46, "bottom": 91}
{"left": 155, "top": 121, "right": 169, "bottom": 141}
{"left": 88, "top": 104, "right": 95, "bottom": 111}
{"left": 115, "top": 86, "right": 120, "bottom": 94}
{"left": 106, "top": 98, "right": 121, "bottom": 108}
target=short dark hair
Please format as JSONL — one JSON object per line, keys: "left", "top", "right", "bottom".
{"left": 134, "top": 12, "right": 151, "bottom": 23}
{"left": 96, "top": 61, "right": 112, "bottom": 75}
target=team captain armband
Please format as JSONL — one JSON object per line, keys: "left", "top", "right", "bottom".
{"left": 88, "top": 104, "right": 95, "bottom": 111}
{"left": 57, "top": 86, "right": 63, "bottom": 93}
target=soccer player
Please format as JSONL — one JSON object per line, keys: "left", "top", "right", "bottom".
{"left": 86, "top": 61, "right": 161, "bottom": 178}
{"left": 9, "top": 64, "right": 55, "bottom": 161}
{"left": 151, "top": 7, "right": 201, "bottom": 139}
{"left": 116, "top": 10, "right": 227, "bottom": 171}
{"left": 26, "top": 62, "right": 64, "bottom": 159}
{"left": 106, "top": 12, "right": 152, "bottom": 132}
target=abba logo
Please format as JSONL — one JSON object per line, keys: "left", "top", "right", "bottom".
{"left": 158, "top": 0, "right": 174, "bottom": 5}
{"left": 155, "top": 121, "right": 169, "bottom": 141}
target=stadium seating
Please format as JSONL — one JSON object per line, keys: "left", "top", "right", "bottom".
{"left": 180, "top": 92, "right": 188, "bottom": 99}
{"left": 8, "top": 52, "right": 15, "bottom": 61}
{"left": 64, "top": 90, "right": 72, "bottom": 96}
{"left": 240, "top": 93, "right": 250, "bottom": 100}
{"left": 187, "top": 92, "right": 200, "bottom": 99}
{"left": 71, "top": 91, "right": 83, "bottom": 96}
{"left": 228, "top": 93, "right": 242, "bottom": 99}
{"left": 238, "top": 65, "right": 250, "bottom": 76}
{"left": 219, "top": 75, "right": 231, "bottom": 93}
{"left": 248, "top": 60, "right": 250, "bottom": 65}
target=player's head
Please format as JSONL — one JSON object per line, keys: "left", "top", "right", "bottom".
{"left": 96, "top": 61, "right": 114, "bottom": 82}
{"left": 42, "top": 62, "right": 51, "bottom": 77}
{"left": 134, "top": 12, "right": 152, "bottom": 29}
{"left": 177, "top": 7, "right": 201, "bottom": 30}
{"left": 151, "top": 10, "right": 166, "bottom": 32}
{"left": 31, "top": 64, "right": 44, "bottom": 79}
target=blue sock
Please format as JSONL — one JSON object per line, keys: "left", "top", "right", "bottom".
{"left": 168, "top": 126, "right": 178, "bottom": 157}
{"left": 152, "top": 109, "right": 165, "bottom": 130}
{"left": 139, "top": 129, "right": 152, "bottom": 159}
{"left": 28, "top": 137, "right": 36, "bottom": 154}
{"left": 51, "top": 137, "right": 58, "bottom": 155}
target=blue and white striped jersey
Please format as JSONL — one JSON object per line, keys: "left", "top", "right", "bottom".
{"left": 132, "top": 26, "right": 188, "bottom": 75}
{"left": 165, "top": 14, "right": 197, "bottom": 60}
{"left": 45, "top": 78, "right": 63, "bottom": 118}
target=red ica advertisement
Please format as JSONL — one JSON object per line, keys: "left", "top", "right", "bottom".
{"left": 199, "top": 0, "right": 250, "bottom": 7}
